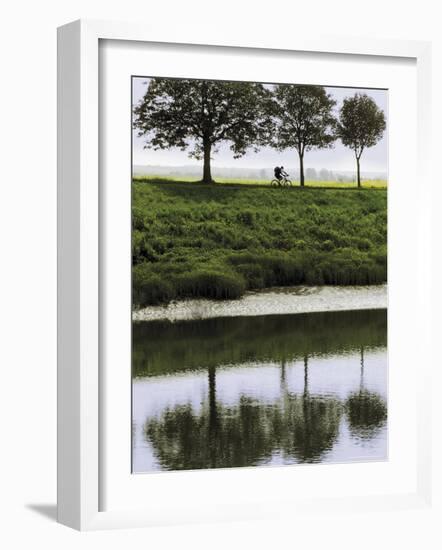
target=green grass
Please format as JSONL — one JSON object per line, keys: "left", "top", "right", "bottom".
{"left": 132, "top": 178, "right": 387, "bottom": 307}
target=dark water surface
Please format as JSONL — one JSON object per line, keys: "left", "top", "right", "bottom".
{"left": 132, "top": 309, "right": 387, "bottom": 473}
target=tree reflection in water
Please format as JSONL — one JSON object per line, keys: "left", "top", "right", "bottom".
{"left": 145, "top": 366, "right": 277, "bottom": 470}
{"left": 277, "top": 356, "right": 343, "bottom": 463}
{"left": 135, "top": 310, "right": 388, "bottom": 472}
{"left": 345, "top": 347, "right": 387, "bottom": 440}
{"left": 145, "top": 356, "right": 345, "bottom": 470}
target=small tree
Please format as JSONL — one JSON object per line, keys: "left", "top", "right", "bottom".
{"left": 337, "top": 93, "right": 386, "bottom": 188}
{"left": 133, "top": 78, "right": 271, "bottom": 184}
{"left": 270, "top": 85, "right": 337, "bottom": 187}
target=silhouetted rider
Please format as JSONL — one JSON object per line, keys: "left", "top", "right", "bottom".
{"left": 274, "top": 166, "right": 288, "bottom": 181}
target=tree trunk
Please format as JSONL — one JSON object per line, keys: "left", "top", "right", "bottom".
{"left": 299, "top": 153, "right": 305, "bottom": 187}
{"left": 356, "top": 156, "right": 361, "bottom": 188}
{"left": 202, "top": 140, "right": 213, "bottom": 184}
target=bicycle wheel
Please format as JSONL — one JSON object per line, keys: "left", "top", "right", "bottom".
{"left": 270, "top": 179, "right": 279, "bottom": 187}
{"left": 285, "top": 179, "right": 292, "bottom": 186}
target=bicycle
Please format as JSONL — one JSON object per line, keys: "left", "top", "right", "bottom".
{"left": 270, "top": 174, "right": 292, "bottom": 187}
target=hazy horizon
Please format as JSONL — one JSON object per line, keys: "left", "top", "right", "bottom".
{"left": 132, "top": 77, "right": 388, "bottom": 175}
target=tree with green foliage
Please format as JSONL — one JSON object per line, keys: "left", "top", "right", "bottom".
{"left": 133, "top": 78, "right": 271, "bottom": 184}
{"left": 270, "top": 85, "right": 337, "bottom": 187}
{"left": 337, "top": 93, "right": 386, "bottom": 188}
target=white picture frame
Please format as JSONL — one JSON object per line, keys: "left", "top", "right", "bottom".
{"left": 57, "top": 19, "right": 433, "bottom": 531}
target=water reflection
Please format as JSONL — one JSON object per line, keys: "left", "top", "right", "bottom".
{"left": 146, "top": 397, "right": 278, "bottom": 470}
{"left": 133, "top": 309, "right": 387, "bottom": 472}
{"left": 277, "top": 356, "right": 343, "bottom": 463}
{"left": 345, "top": 347, "right": 388, "bottom": 440}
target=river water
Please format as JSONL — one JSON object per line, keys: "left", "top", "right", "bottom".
{"left": 133, "top": 284, "right": 387, "bottom": 322}
{"left": 132, "top": 307, "right": 388, "bottom": 473}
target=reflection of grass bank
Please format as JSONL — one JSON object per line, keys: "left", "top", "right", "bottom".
{"left": 133, "top": 179, "right": 387, "bottom": 307}
{"left": 133, "top": 309, "right": 387, "bottom": 377}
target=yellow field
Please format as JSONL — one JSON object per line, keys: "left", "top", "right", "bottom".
{"left": 133, "top": 175, "right": 387, "bottom": 190}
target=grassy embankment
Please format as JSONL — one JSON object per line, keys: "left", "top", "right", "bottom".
{"left": 132, "top": 176, "right": 387, "bottom": 307}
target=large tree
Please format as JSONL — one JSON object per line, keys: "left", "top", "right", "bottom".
{"left": 133, "top": 78, "right": 271, "bottom": 183}
{"left": 270, "top": 85, "right": 337, "bottom": 187}
{"left": 337, "top": 93, "right": 386, "bottom": 188}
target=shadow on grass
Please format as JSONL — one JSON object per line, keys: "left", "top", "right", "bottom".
{"left": 134, "top": 177, "right": 386, "bottom": 193}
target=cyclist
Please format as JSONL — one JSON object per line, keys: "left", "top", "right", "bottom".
{"left": 274, "top": 166, "right": 289, "bottom": 183}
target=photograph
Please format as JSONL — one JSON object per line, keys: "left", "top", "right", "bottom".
{"left": 131, "top": 76, "right": 388, "bottom": 473}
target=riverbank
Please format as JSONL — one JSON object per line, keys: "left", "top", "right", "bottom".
{"left": 132, "top": 180, "right": 387, "bottom": 307}
{"left": 132, "top": 284, "right": 387, "bottom": 322}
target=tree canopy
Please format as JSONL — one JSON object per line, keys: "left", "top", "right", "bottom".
{"left": 133, "top": 78, "right": 271, "bottom": 183}
{"left": 337, "top": 93, "right": 386, "bottom": 187}
{"left": 270, "top": 85, "right": 337, "bottom": 186}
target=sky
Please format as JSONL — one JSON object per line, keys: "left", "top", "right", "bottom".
{"left": 132, "top": 77, "right": 388, "bottom": 174}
